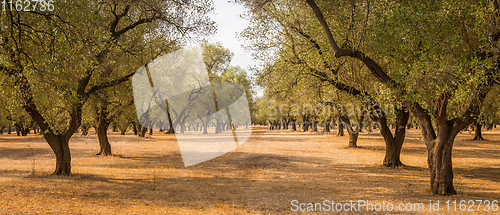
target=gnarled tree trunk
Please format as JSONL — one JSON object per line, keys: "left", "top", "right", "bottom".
{"left": 96, "top": 100, "right": 112, "bottom": 156}
{"left": 412, "top": 93, "right": 475, "bottom": 196}
{"left": 473, "top": 121, "right": 484, "bottom": 140}
{"left": 336, "top": 119, "right": 344, "bottom": 136}
{"left": 377, "top": 107, "right": 409, "bottom": 168}
{"left": 44, "top": 133, "right": 72, "bottom": 175}
{"left": 427, "top": 136, "right": 456, "bottom": 195}
{"left": 96, "top": 113, "right": 112, "bottom": 156}
{"left": 341, "top": 115, "right": 360, "bottom": 148}
{"left": 347, "top": 131, "right": 358, "bottom": 148}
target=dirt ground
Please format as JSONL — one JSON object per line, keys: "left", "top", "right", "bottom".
{"left": 0, "top": 126, "right": 499, "bottom": 214}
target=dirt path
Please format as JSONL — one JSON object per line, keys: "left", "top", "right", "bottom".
{"left": 0, "top": 126, "right": 499, "bottom": 214}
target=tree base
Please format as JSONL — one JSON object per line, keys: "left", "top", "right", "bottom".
{"left": 472, "top": 136, "right": 485, "bottom": 141}
{"left": 52, "top": 165, "right": 71, "bottom": 176}
{"left": 95, "top": 151, "right": 112, "bottom": 156}
{"left": 432, "top": 184, "right": 457, "bottom": 196}
{"left": 383, "top": 161, "right": 405, "bottom": 168}
{"left": 165, "top": 129, "right": 175, "bottom": 134}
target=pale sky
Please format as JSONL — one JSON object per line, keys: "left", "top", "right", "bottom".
{"left": 207, "top": 0, "right": 264, "bottom": 97}
{"left": 185, "top": 0, "right": 264, "bottom": 97}
{"left": 208, "top": 0, "right": 254, "bottom": 69}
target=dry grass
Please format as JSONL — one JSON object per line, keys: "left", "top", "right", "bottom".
{"left": 0, "top": 126, "right": 499, "bottom": 214}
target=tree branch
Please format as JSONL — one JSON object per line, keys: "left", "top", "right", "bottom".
{"left": 86, "top": 71, "right": 136, "bottom": 96}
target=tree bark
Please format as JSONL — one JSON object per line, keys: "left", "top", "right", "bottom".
{"left": 97, "top": 123, "right": 112, "bottom": 155}
{"left": 132, "top": 122, "right": 138, "bottom": 135}
{"left": 427, "top": 137, "right": 457, "bottom": 196}
{"left": 377, "top": 107, "right": 409, "bottom": 168}
{"left": 323, "top": 121, "right": 331, "bottom": 133}
{"left": 473, "top": 120, "right": 484, "bottom": 140}
{"left": 96, "top": 100, "right": 112, "bottom": 156}
{"left": 348, "top": 131, "right": 358, "bottom": 148}
{"left": 341, "top": 116, "right": 359, "bottom": 148}
{"left": 139, "top": 127, "right": 148, "bottom": 137}
{"left": 337, "top": 119, "right": 344, "bottom": 136}
{"left": 311, "top": 116, "right": 318, "bottom": 132}
{"left": 165, "top": 100, "right": 175, "bottom": 134}
{"left": 44, "top": 133, "right": 72, "bottom": 175}
{"left": 96, "top": 114, "right": 112, "bottom": 156}
{"left": 215, "top": 119, "right": 222, "bottom": 134}
{"left": 14, "top": 123, "right": 30, "bottom": 136}
{"left": 411, "top": 93, "right": 472, "bottom": 196}
{"left": 290, "top": 120, "right": 297, "bottom": 131}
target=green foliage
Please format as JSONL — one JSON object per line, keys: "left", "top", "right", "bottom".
{"left": 0, "top": 0, "right": 216, "bottom": 135}
{"left": 201, "top": 41, "right": 255, "bottom": 124}
{"left": 239, "top": 0, "right": 499, "bottom": 126}
{"left": 238, "top": 0, "right": 399, "bottom": 126}
{"left": 369, "top": 0, "right": 498, "bottom": 117}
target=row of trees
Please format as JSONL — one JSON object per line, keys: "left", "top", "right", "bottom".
{"left": 0, "top": 0, "right": 216, "bottom": 175}
{"left": 1, "top": 0, "right": 256, "bottom": 175}
{"left": 238, "top": 0, "right": 500, "bottom": 195}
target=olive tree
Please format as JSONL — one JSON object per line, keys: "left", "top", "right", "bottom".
{"left": 0, "top": 0, "right": 215, "bottom": 175}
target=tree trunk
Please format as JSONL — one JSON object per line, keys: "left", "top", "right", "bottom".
{"left": 412, "top": 96, "right": 465, "bottom": 196}
{"left": 203, "top": 123, "right": 208, "bottom": 134}
{"left": 45, "top": 134, "right": 72, "bottom": 175}
{"left": 323, "top": 121, "right": 331, "bottom": 133}
{"left": 215, "top": 119, "right": 222, "bottom": 134}
{"left": 22, "top": 127, "right": 29, "bottom": 136}
{"left": 311, "top": 116, "right": 317, "bottom": 132}
{"left": 377, "top": 107, "right": 409, "bottom": 168}
{"left": 14, "top": 123, "right": 30, "bottom": 136}
{"left": 341, "top": 116, "right": 358, "bottom": 147}
{"left": 180, "top": 123, "right": 186, "bottom": 133}
{"left": 473, "top": 121, "right": 484, "bottom": 140}
{"left": 303, "top": 122, "right": 310, "bottom": 132}
{"left": 428, "top": 137, "right": 457, "bottom": 195}
{"left": 165, "top": 100, "right": 175, "bottom": 134}
{"left": 348, "top": 132, "right": 358, "bottom": 148}
{"left": 132, "top": 122, "right": 138, "bottom": 135}
{"left": 383, "top": 138, "right": 404, "bottom": 167}
{"left": 165, "top": 126, "right": 175, "bottom": 134}
{"left": 97, "top": 123, "right": 112, "bottom": 155}
{"left": 139, "top": 127, "right": 148, "bottom": 137}
{"left": 96, "top": 103, "right": 112, "bottom": 156}
{"left": 290, "top": 120, "right": 297, "bottom": 131}
{"left": 337, "top": 119, "right": 344, "bottom": 136}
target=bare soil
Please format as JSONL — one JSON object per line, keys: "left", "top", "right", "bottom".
{"left": 0, "top": 126, "right": 499, "bottom": 214}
